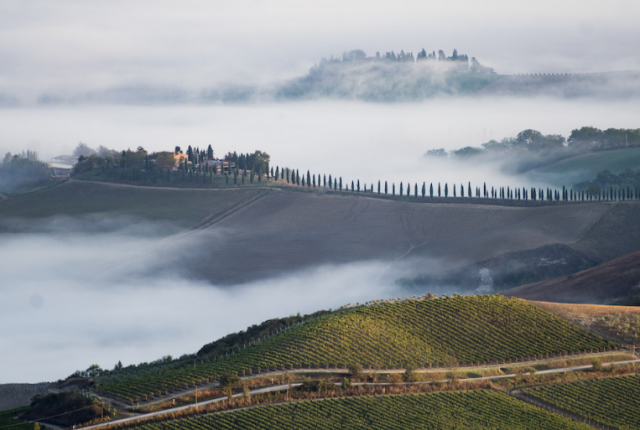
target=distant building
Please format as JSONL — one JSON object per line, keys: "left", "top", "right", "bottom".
{"left": 51, "top": 155, "right": 77, "bottom": 166}
{"left": 206, "top": 159, "right": 235, "bottom": 173}
{"left": 49, "top": 163, "right": 72, "bottom": 178}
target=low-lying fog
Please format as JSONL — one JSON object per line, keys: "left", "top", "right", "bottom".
{"left": 0, "top": 220, "right": 417, "bottom": 383}
{"left": 2, "top": 97, "right": 640, "bottom": 189}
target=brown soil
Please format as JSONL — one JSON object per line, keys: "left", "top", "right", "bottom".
{"left": 504, "top": 251, "right": 640, "bottom": 304}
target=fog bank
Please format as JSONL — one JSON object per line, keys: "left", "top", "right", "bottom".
{"left": 0, "top": 224, "right": 407, "bottom": 383}
{"left": 3, "top": 98, "right": 640, "bottom": 188}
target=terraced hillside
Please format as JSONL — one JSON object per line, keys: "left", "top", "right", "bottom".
{"left": 525, "top": 375, "right": 640, "bottom": 430}
{"left": 96, "top": 295, "right": 617, "bottom": 402}
{"left": 125, "top": 390, "right": 592, "bottom": 430}
{"left": 188, "top": 192, "right": 609, "bottom": 284}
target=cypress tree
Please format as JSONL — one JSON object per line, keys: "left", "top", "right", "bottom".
{"left": 357, "top": 180, "right": 360, "bottom": 192}
{"left": 461, "top": 184, "right": 464, "bottom": 197}
{"left": 339, "top": 177, "right": 342, "bottom": 190}
{"left": 329, "top": 174, "right": 332, "bottom": 189}
{"left": 385, "top": 181, "right": 388, "bottom": 194}
{"left": 438, "top": 183, "right": 441, "bottom": 197}
{"left": 307, "top": 171, "right": 311, "bottom": 187}
{"left": 378, "top": 180, "right": 381, "bottom": 194}
{"left": 275, "top": 166, "right": 279, "bottom": 181}
{"left": 422, "top": 182, "right": 426, "bottom": 197}
{"left": 400, "top": 182, "right": 403, "bottom": 195}
{"left": 302, "top": 177, "right": 305, "bottom": 186}
{"left": 483, "top": 182, "right": 487, "bottom": 198}
{"left": 415, "top": 183, "right": 418, "bottom": 197}
{"left": 392, "top": 183, "right": 395, "bottom": 196}
{"left": 296, "top": 170, "right": 300, "bottom": 186}
{"left": 313, "top": 174, "right": 316, "bottom": 187}
{"left": 444, "top": 183, "right": 448, "bottom": 198}
{"left": 323, "top": 174, "right": 326, "bottom": 187}
{"left": 468, "top": 182, "right": 471, "bottom": 198}
{"left": 430, "top": 183, "right": 433, "bottom": 197}
{"left": 270, "top": 167, "right": 274, "bottom": 178}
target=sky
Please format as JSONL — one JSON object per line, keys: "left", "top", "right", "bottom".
{"left": 0, "top": 0, "right": 639, "bottom": 102}
{"left": 2, "top": 0, "right": 640, "bottom": 384}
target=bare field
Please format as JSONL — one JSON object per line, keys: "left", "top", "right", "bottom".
{"left": 0, "top": 181, "right": 269, "bottom": 232}
{"left": 504, "top": 250, "right": 640, "bottom": 304}
{"left": 189, "top": 192, "right": 610, "bottom": 283}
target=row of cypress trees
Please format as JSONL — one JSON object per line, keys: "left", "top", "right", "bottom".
{"left": 268, "top": 166, "right": 640, "bottom": 202}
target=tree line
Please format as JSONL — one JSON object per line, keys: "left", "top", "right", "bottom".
{"left": 427, "top": 126, "right": 640, "bottom": 159}
{"left": 270, "top": 165, "right": 640, "bottom": 202}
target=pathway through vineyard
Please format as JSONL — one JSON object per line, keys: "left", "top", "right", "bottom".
{"left": 80, "top": 356, "right": 640, "bottom": 430}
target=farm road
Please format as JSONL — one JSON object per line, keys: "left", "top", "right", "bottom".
{"left": 80, "top": 358, "right": 640, "bottom": 430}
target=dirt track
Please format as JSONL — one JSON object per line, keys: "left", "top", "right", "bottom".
{"left": 186, "top": 192, "right": 610, "bottom": 284}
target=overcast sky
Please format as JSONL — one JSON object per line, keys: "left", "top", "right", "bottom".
{"left": 1, "top": 0, "right": 639, "bottom": 101}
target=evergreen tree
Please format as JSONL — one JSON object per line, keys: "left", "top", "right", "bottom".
{"left": 438, "top": 183, "right": 441, "bottom": 197}
{"left": 324, "top": 174, "right": 326, "bottom": 187}
{"left": 445, "top": 183, "right": 448, "bottom": 197}
{"left": 357, "top": 179, "right": 360, "bottom": 192}
{"left": 430, "top": 183, "right": 433, "bottom": 197}
{"left": 378, "top": 180, "right": 381, "bottom": 194}
{"left": 307, "top": 170, "right": 311, "bottom": 187}
{"left": 460, "top": 184, "right": 464, "bottom": 197}
{"left": 313, "top": 174, "right": 316, "bottom": 187}
{"left": 468, "top": 182, "right": 471, "bottom": 198}
{"left": 453, "top": 185, "right": 456, "bottom": 197}
{"left": 275, "top": 166, "right": 279, "bottom": 181}
{"left": 302, "top": 177, "right": 305, "bottom": 186}
{"left": 207, "top": 144, "right": 213, "bottom": 159}
{"left": 422, "top": 182, "right": 426, "bottom": 197}
{"left": 400, "top": 182, "right": 403, "bottom": 195}
{"left": 296, "top": 169, "right": 300, "bottom": 185}
{"left": 392, "top": 183, "right": 395, "bottom": 195}
{"left": 415, "top": 183, "right": 418, "bottom": 197}
{"left": 483, "top": 182, "right": 487, "bottom": 198}
{"left": 351, "top": 180, "right": 355, "bottom": 191}
{"left": 385, "top": 181, "right": 388, "bottom": 194}
{"left": 329, "top": 174, "right": 332, "bottom": 189}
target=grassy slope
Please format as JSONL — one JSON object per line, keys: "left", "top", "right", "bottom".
{"left": 97, "top": 296, "right": 616, "bottom": 401}
{"left": 525, "top": 147, "right": 640, "bottom": 187}
{"left": 527, "top": 301, "right": 640, "bottom": 345}
{"left": 526, "top": 375, "right": 640, "bottom": 430}
{"left": 0, "top": 181, "right": 269, "bottom": 231}
{"left": 135, "top": 390, "right": 591, "bottom": 430}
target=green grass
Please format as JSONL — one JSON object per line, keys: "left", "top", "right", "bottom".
{"left": 525, "top": 375, "right": 640, "bottom": 430}
{"left": 0, "top": 181, "right": 268, "bottom": 231}
{"left": 0, "top": 407, "right": 38, "bottom": 430}
{"left": 97, "top": 295, "right": 617, "bottom": 402}
{"left": 134, "top": 390, "right": 591, "bottom": 430}
{"left": 526, "top": 147, "right": 640, "bottom": 187}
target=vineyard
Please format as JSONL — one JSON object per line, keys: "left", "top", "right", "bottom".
{"left": 525, "top": 375, "right": 640, "bottom": 430}
{"left": 129, "top": 391, "right": 591, "bottom": 430}
{"left": 96, "top": 295, "right": 617, "bottom": 402}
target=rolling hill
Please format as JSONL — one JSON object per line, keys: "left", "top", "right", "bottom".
{"left": 525, "top": 147, "right": 640, "bottom": 188}
{"left": 183, "top": 191, "right": 609, "bottom": 284}
{"left": 504, "top": 250, "right": 640, "bottom": 304}
{"left": 95, "top": 295, "right": 617, "bottom": 402}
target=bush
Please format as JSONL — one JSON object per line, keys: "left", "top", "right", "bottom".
{"left": 341, "top": 378, "right": 352, "bottom": 389}
{"left": 219, "top": 372, "right": 240, "bottom": 388}
{"left": 347, "top": 363, "right": 362, "bottom": 379}
{"left": 591, "top": 360, "right": 602, "bottom": 372}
